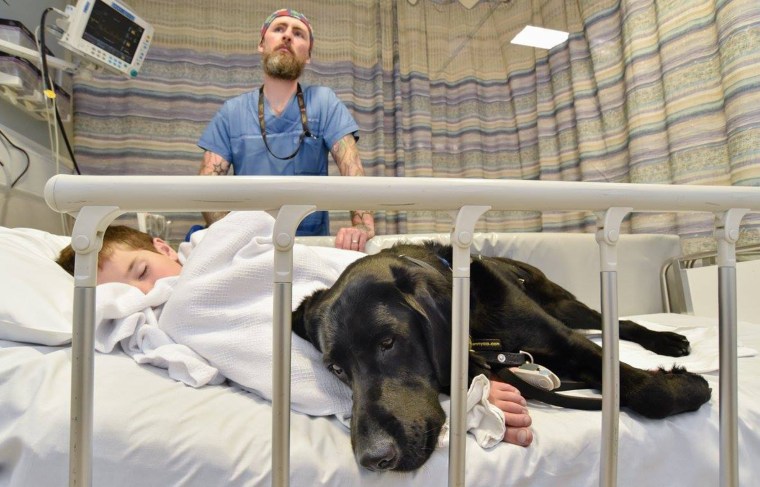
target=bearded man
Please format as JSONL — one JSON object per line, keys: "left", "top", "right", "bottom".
{"left": 197, "top": 9, "right": 375, "bottom": 250}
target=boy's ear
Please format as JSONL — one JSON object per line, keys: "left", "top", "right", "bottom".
{"left": 152, "top": 238, "right": 179, "bottom": 262}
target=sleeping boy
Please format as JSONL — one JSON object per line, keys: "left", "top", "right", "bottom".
{"left": 57, "top": 225, "right": 182, "bottom": 294}
{"left": 56, "top": 216, "right": 533, "bottom": 448}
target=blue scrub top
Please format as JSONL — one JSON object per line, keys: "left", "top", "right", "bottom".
{"left": 199, "top": 85, "right": 359, "bottom": 236}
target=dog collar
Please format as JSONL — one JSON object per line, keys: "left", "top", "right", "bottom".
{"left": 469, "top": 337, "right": 531, "bottom": 367}
{"left": 398, "top": 254, "right": 452, "bottom": 273}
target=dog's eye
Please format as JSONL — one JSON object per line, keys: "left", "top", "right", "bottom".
{"left": 380, "top": 337, "right": 394, "bottom": 351}
{"left": 328, "top": 364, "right": 344, "bottom": 377}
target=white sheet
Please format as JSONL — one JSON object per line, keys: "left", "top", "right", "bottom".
{"left": 2, "top": 313, "right": 760, "bottom": 487}
{"left": 584, "top": 313, "right": 757, "bottom": 373}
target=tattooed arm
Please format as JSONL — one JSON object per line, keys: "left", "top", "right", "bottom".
{"left": 330, "top": 134, "right": 375, "bottom": 250}
{"left": 198, "top": 150, "right": 232, "bottom": 226}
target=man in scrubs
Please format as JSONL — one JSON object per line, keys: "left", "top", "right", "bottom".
{"left": 198, "top": 9, "right": 375, "bottom": 251}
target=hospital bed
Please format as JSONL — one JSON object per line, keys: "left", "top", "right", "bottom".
{"left": 1, "top": 175, "right": 759, "bottom": 487}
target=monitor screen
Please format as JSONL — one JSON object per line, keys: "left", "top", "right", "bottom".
{"left": 81, "top": 0, "right": 145, "bottom": 64}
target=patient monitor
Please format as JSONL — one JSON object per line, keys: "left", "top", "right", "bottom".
{"left": 58, "top": 0, "right": 153, "bottom": 77}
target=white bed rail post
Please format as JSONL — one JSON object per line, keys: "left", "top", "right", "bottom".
{"left": 271, "top": 205, "right": 315, "bottom": 487}
{"left": 448, "top": 205, "right": 490, "bottom": 487}
{"left": 595, "top": 207, "right": 631, "bottom": 487}
{"left": 714, "top": 208, "right": 748, "bottom": 487}
{"left": 68, "top": 206, "right": 122, "bottom": 487}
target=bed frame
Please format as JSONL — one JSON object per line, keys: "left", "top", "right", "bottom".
{"left": 44, "top": 174, "right": 760, "bottom": 487}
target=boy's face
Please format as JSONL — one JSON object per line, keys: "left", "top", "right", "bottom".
{"left": 98, "top": 238, "right": 182, "bottom": 294}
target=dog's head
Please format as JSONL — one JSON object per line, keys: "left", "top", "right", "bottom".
{"left": 293, "top": 254, "right": 453, "bottom": 471}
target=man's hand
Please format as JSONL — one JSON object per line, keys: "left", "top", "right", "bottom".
{"left": 330, "top": 135, "right": 377, "bottom": 251}
{"left": 335, "top": 224, "right": 372, "bottom": 251}
{"left": 334, "top": 209, "right": 375, "bottom": 251}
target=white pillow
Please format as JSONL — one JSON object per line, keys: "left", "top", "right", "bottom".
{"left": 0, "top": 227, "right": 73, "bottom": 345}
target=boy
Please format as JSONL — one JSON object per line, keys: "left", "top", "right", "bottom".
{"left": 57, "top": 225, "right": 182, "bottom": 294}
{"left": 56, "top": 224, "right": 533, "bottom": 447}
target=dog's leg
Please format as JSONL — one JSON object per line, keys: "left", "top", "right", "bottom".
{"left": 524, "top": 332, "right": 711, "bottom": 419}
{"left": 545, "top": 299, "right": 690, "bottom": 357}
{"left": 490, "top": 257, "right": 691, "bottom": 357}
{"left": 471, "top": 257, "right": 710, "bottom": 418}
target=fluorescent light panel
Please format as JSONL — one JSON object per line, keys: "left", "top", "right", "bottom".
{"left": 510, "top": 25, "right": 569, "bottom": 50}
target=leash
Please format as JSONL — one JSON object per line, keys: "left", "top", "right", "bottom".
{"left": 399, "top": 252, "right": 602, "bottom": 410}
{"left": 470, "top": 338, "right": 602, "bottom": 410}
{"left": 492, "top": 367, "right": 603, "bottom": 411}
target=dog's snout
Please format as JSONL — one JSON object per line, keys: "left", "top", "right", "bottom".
{"left": 358, "top": 440, "right": 399, "bottom": 471}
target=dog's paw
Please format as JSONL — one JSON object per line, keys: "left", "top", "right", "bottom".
{"left": 624, "top": 367, "right": 711, "bottom": 418}
{"left": 643, "top": 330, "right": 691, "bottom": 357}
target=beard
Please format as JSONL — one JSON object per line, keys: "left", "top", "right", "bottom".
{"left": 262, "top": 49, "right": 305, "bottom": 81}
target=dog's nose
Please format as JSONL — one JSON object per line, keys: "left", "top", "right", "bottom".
{"left": 359, "top": 441, "right": 399, "bottom": 471}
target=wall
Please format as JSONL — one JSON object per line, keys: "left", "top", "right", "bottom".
{"left": 0, "top": 122, "right": 73, "bottom": 233}
{"left": 1, "top": 0, "right": 70, "bottom": 147}
{"left": 2, "top": 0, "right": 74, "bottom": 232}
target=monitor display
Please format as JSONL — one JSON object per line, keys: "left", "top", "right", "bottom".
{"left": 58, "top": 0, "right": 153, "bottom": 77}
{"left": 82, "top": 0, "right": 144, "bottom": 64}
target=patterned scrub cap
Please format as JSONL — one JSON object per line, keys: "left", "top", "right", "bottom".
{"left": 260, "top": 9, "right": 314, "bottom": 54}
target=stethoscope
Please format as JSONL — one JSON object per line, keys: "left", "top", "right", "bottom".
{"left": 258, "top": 83, "right": 313, "bottom": 160}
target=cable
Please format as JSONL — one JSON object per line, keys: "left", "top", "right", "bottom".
{"left": 0, "top": 128, "right": 32, "bottom": 188}
{"left": 38, "top": 7, "right": 82, "bottom": 175}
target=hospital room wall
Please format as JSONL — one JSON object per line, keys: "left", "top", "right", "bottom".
{"left": 1, "top": 0, "right": 69, "bottom": 146}
{"left": 1, "top": 1, "right": 74, "bottom": 232}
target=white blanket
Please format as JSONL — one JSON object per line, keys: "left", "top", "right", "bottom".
{"left": 93, "top": 212, "right": 756, "bottom": 447}
{"left": 93, "top": 211, "right": 505, "bottom": 446}
{"left": 161, "top": 211, "right": 363, "bottom": 416}
{"left": 94, "top": 211, "right": 362, "bottom": 414}
{"left": 95, "top": 277, "right": 225, "bottom": 388}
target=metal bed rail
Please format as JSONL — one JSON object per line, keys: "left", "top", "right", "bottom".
{"left": 661, "top": 243, "right": 760, "bottom": 314}
{"left": 44, "top": 175, "right": 760, "bottom": 487}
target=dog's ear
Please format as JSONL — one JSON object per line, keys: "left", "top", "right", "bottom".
{"left": 292, "top": 288, "right": 328, "bottom": 350}
{"left": 391, "top": 264, "right": 452, "bottom": 390}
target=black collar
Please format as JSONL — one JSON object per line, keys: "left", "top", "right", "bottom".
{"left": 398, "top": 253, "right": 452, "bottom": 272}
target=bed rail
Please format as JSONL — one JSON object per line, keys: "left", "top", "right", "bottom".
{"left": 45, "top": 175, "right": 760, "bottom": 487}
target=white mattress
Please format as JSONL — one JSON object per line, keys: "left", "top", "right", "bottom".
{"left": 1, "top": 313, "right": 759, "bottom": 487}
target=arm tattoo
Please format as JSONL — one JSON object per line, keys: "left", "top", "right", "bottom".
{"left": 199, "top": 151, "right": 231, "bottom": 176}
{"left": 210, "top": 161, "right": 226, "bottom": 175}
{"left": 331, "top": 134, "right": 365, "bottom": 177}
{"left": 332, "top": 135, "right": 375, "bottom": 237}
{"left": 199, "top": 151, "right": 231, "bottom": 225}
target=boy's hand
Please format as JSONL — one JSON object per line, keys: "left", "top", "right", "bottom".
{"left": 488, "top": 379, "right": 534, "bottom": 446}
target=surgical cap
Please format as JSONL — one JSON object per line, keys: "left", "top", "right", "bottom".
{"left": 260, "top": 9, "right": 314, "bottom": 54}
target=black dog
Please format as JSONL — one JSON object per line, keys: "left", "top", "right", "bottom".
{"left": 293, "top": 242, "right": 712, "bottom": 472}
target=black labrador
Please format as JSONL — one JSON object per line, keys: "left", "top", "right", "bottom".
{"left": 293, "top": 242, "right": 712, "bottom": 472}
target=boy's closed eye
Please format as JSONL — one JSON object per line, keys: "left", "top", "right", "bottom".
{"left": 126, "top": 258, "right": 148, "bottom": 282}
{"left": 99, "top": 245, "right": 182, "bottom": 293}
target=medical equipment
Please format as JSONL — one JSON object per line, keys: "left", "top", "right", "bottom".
{"left": 57, "top": 0, "right": 153, "bottom": 78}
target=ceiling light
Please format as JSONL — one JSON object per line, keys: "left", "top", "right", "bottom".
{"left": 510, "top": 25, "right": 569, "bottom": 50}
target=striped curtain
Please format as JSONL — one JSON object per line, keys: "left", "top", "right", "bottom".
{"left": 73, "top": 0, "right": 760, "bottom": 251}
